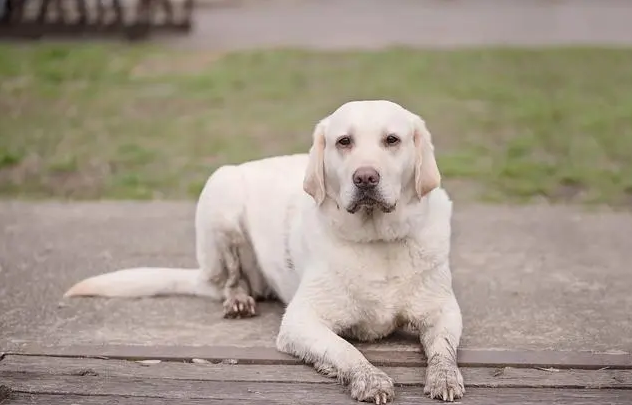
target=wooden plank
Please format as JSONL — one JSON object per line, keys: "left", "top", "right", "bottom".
{"left": 2, "top": 355, "right": 631, "bottom": 389}
{"left": 3, "top": 385, "right": 632, "bottom": 405}
{"left": 369, "top": 348, "right": 632, "bottom": 370}
{"left": 8, "top": 344, "right": 296, "bottom": 364}
{"left": 8, "top": 344, "right": 632, "bottom": 369}
{"left": 6, "top": 394, "right": 229, "bottom": 405}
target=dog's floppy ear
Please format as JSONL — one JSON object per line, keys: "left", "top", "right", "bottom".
{"left": 303, "top": 118, "right": 329, "bottom": 205}
{"left": 412, "top": 115, "right": 441, "bottom": 198}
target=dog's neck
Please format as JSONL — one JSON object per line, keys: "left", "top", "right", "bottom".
{"left": 317, "top": 194, "right": 430, "bottom": 243}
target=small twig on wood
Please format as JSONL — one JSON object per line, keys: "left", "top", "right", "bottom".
{"left": 135, "top": 359, "right": 162, "bottom": 366}
{"left": 535, "top": 367, "right": 560, "bottom": 372}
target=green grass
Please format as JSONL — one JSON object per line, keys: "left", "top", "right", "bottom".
{"left": 1, "top": 44, "right": 632, "bottom": 205}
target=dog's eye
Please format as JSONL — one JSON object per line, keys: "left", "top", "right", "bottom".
{"left": 336, "top": 136, "right": 352, "bottom": 147}
{"left": 385, "top": 134, "right": 400, "bottom": 146}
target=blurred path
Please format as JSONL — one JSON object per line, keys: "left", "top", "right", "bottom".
{"left": 161, "top": 0, "right": 632, "bottom": 49}
{"left": 2, "top": 201, "right": 631, "bottom": 352}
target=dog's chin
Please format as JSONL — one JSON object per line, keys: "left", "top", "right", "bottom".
{"left": 346, "top": 198, "right": 396, "bottom": 215}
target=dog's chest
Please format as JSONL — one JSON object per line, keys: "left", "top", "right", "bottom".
{"left": 334, "top": 239, "right": 431, "bottom": 309}
{"left": 327, "top": 241, "right": 433, "bottom": 340}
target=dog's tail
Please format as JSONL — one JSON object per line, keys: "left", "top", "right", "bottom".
{"left": 63, "top": 267, "right": 221, "bottom": 299}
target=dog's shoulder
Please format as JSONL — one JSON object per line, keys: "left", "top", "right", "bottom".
{"left": 426, "top": 187, "right": 453, "bottom": 220}
{"left": 399, "top": 187, "right": 453, "bottom": 269}
{"left": 411, "top": 187, "right": 453, "bottom": 236}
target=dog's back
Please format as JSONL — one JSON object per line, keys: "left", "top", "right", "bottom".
{"left": 63, "top": 154, "right": 310, "bottom": 302}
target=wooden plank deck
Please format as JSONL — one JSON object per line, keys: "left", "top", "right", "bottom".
{"left": 2, "top": 346, "right": 632, "bottom": 404}
{"left": 5, "top": 344, "right": 632, "bottom": 369}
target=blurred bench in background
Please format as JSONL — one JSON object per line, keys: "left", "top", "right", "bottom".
{"left": 0, "top": 0, "right": 194, "bottom": 40}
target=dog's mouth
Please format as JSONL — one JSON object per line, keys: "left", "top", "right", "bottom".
{"left": 346, "top": 192, "right": 395, "bottom": 214}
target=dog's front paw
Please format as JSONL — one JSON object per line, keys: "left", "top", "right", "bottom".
{"left": 222, "top": 293, "right": 256, "bottom": 319}
{"left": 424, "top": 355, "right": 464, "bottom": 402}
{"left": 349, "top": 364, "right": 394, "bottom": 404}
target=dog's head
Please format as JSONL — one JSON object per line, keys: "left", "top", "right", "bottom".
{"left": 303, "top": 100, "right": 441, "bottom": 214}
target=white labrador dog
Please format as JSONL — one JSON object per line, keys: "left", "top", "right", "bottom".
{"left": 64, "top": 100, "right": 465, "bottom": 403}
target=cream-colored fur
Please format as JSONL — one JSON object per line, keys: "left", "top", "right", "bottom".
{"left": 64, "top": 100, "right": 464, "bottom": 403}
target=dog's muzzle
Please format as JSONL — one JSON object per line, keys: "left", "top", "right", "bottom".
{"left": 347, "top": 190, "right": 395, "bottom": 214}
{"left": 347, "top": 167, "right": 395, "bottom": 214}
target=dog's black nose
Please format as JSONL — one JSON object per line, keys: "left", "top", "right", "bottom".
{"left": 353, "top": 167, "right": 380, "bottom": 189}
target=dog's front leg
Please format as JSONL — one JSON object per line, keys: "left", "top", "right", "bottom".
{"left": 276, "top": 298, "right": 394, "bottom": 404}
{"left": 417, "top": 292, "right": 465, "bottom": 402}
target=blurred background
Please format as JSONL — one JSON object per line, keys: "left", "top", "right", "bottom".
{"left": 1, "top": 0, "right": 631, "bottom": 207}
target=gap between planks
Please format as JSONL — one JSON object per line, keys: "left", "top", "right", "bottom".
{"left": 5, "top": 344, "right": 632, "bottom": 369}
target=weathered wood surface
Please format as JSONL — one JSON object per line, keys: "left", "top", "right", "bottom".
{"left": 3, "top": 389, "right": 632, "bottom": 405}
{"left": 2, "top": 353, "right": 632, "bottom": 404}
{"left": 8, "top": 344, "right": 632, "bottom": 369}
{"left": 2, "top": 355, "right": 632, "bottom": 389}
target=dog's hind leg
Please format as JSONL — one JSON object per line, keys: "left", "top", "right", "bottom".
{"left": 197, "top": 230, "right": 263, "bottom": 318}
{"left": 196, "top": 207, "right": 257, "bottom": 318}
{"left": 195, "top": 165, "right": 263, "bottom": 318}
{"left": 219, "top": 242, "right": 257, "bottom": 318}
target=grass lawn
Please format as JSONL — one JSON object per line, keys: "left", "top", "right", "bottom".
{"left": 1, "top": 44, "right": 631, "bottom": 205}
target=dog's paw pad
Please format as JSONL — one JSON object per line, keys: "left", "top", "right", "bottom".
{"left": 222, "top": 294, "right": 256, "bottom": 319}
{"left": 349, "top": 365, "right": 394, "bottom": 404}
{"left": 424, "top": 358, "right": 464, "bottom": 402}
